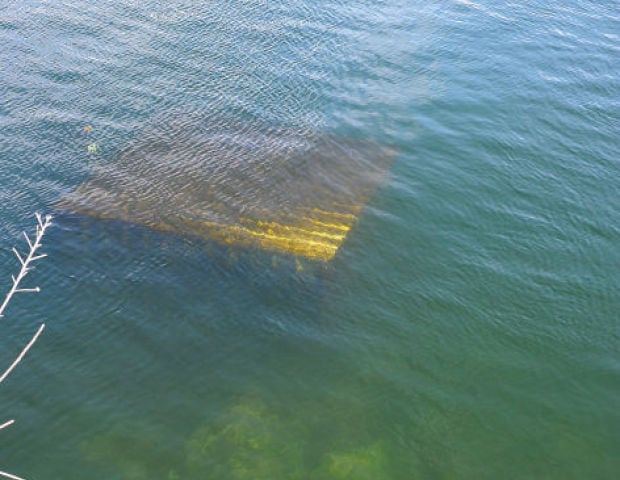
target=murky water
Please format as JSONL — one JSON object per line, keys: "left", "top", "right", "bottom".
{"left": 0, "top": 1, "right": 618, "bottom": 478}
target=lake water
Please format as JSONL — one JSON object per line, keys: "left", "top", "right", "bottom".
{"left": 0, "top": 1, "right": 618, "bottom": 478}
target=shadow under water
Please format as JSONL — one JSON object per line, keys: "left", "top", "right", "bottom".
{"left": 59, "top": 114, "right": 396, "bottom": 262}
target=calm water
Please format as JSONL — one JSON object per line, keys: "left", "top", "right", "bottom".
{"left": 1, "top": 0, "right": 619, "bottom": 478}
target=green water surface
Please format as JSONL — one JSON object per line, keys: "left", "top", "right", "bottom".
{"left": 0, "top": 0, "right": 618, "bottom": 478}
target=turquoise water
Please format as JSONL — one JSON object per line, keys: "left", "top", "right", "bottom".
{"left": 1, "top": 0, "right": 619, "bottom": 478}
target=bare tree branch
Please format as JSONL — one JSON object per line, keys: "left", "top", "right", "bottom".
{"left": 0, "top": 420, "right": 15, "bottom": 431}
{"left": 0, "top": 213, "right": 52, "bottom": 318}
{"left": 1, "top": 213, "right": 53, "bottom": 480}
{"left": 0, "top": 323, "right": 45, "bottom": 384}
{"left": 0, "top": 470, "right": 27, "bottom": 480}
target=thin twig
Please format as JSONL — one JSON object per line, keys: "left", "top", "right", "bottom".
{"left": 0, "top": 214, "right": 53, "bottom": 480}
{"left": 0, "top": 470, "right": 27, "bottom": 480}
{"left": 0, "top": 323, "right": 45, "bottom": 384}
{"left": 0, "top": 420, "right": 15, "bottom": 431}
{"left": 0, "top": 213, "right": 52, "bottom": 318}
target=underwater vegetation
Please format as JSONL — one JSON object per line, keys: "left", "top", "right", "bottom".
{"left": 184, "top": 399, "right": 305, "bottom": 479}
{"left": 315, "top": 443, "right": 385, "bottom": 479}
{"left": 82, "top": 397, "right": 390, "bottom": 479}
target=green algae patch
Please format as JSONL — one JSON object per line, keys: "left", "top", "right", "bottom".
{"left": 315, "top": 443, "right": 386, "bottom": 479}
{"left": 183, "top": 398, "right": 390, "bottom": 479}
{"left": 81, "top": 397, "right": 390, "bottom": 479}
{"left": 185, "top": 398, "right": 305, "bottom": 479}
